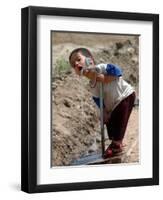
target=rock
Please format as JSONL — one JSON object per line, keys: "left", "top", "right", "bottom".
{"left": 63, "top": 99, "right": 71, "bottom": 107}
{"left": 127, "top": 47, "right": 135, "bottom": 55}
{"left": 129, "top": 74, "right": 137, "bottom": 84}
{"left": 116, "top": 42, "right": 123, "bottom": 49}
{"left": 96, "top": 136, "right": 101, "bottom": 143}
{"left": 131, "top": 56, "right": 138, "bottom": 64}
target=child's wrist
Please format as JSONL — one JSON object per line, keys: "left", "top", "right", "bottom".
{"left": 96, "top": 74, "right": 105, "bottom": 82}
{"left": 82, "top": 70, "right": 88, "bottom": 76}
{"left": 83, "top": 70, "right": 95, "bottom": 79}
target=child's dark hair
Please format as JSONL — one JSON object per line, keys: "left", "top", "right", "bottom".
{"left": 69, "top": 48, "right": 95, "bottom": 65}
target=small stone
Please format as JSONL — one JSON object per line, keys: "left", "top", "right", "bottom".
{"left": 63, "top": 99, "right": 71, "bottom": 107}
{"left": 131, "top": 56, "right": 138, "bottom": 64}
{"left": 127, "top": 47, "right": 135, "bottom": 55}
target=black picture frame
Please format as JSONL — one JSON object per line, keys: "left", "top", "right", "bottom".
{"left": 21, "top": 6, "right": 159, "bottom": 193}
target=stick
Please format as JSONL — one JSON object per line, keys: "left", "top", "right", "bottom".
{"left": 99, "top": 82, "right": 105, "bottom": 157}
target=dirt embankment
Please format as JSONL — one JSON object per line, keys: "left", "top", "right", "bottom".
{"left": 51, "top": 33, "right": 139, "bottom": 166}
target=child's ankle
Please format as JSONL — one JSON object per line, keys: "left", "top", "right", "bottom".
{"left": 112, "top": 140, "right": 123, "bottom": 146}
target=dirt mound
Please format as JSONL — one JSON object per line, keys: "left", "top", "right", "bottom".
{"left": 52, "top": 73, "right": 101, "bottom": 166}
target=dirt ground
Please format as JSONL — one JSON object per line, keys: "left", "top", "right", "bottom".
{"left": 51, "top": 32, "right": 139, "bottom": 166}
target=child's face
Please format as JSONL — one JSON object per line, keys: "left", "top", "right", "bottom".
{"left": 70, "top": 52, "right": 93, "bottom": 75}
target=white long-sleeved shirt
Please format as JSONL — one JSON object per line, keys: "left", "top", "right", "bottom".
{"left": 90, "top": 63, "right": 135, "bottom": 112}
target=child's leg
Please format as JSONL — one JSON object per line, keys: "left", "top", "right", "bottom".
{"left": 104, "top": 92, "right": 135, "bottom": 157}
{"left": 106, "top": 92, "right": 135, "bottom": 141}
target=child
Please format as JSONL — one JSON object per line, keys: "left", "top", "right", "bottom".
{"left": 69, "top": 47, "right": 136, "bottom": 158}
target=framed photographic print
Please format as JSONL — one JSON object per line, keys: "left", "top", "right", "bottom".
{"left": 21, "top": 6, "right": 159, "bottom": 193}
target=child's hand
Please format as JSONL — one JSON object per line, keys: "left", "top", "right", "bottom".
{"left": 98, "top": 109, "right": 110, "bottom": 124}
{"left": 103, "top": 109, "right": 110, "bottom": 124}
{"left": 83, "top": 69, "right": 97, "bottom": 79}
{"left": 84, "top": 70, "right": 111, "bottom": 84}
